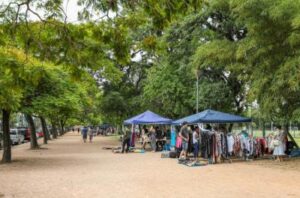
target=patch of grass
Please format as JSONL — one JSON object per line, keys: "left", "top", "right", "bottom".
{"left": 107, "top": 135, "right": 122, "bottom": 141}
{"left": 294, "top": 138, "right": 300, "bottom": 146}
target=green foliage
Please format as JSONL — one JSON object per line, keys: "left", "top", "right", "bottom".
{"left": 2, "top": 0, "right": 299, "bottom": 128}
{"left": 235, "top": 0, "right": 300, "bottom": 122}
{"left": 143, "top": 61, "right": 195, "bottom": 117}
{"left": 0, "top": 47, "right": 31, "bottom": 111}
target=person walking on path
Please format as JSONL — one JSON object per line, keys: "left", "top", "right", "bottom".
{"left": 81, "top": 126, "right": 88, "bottom": 143}
{"left": 77, "top": 128, "right": 80, "bottom": 134}
{"left": 122, "top": 128, "right": 131, "bottom": 153}
{"left": 88, "top": 127, "right": 94, "bottom": 143}
{"left": 193, "top": 126, "right": 201, "bottom": 161}
{"left": 179, "top": 122, "right": 189, "bottom": 160}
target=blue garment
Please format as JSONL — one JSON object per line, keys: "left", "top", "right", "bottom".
{"left": 171, "top": 130, "right": 176, "bottom": 147}
{"left": 81, "top": 127, "right": 88, "bottom": 139}
{"left": 193, "top": 142, "right": 199, "bottom": 158}
{"left": 182, "top": 141, "right": 188, "bottom": 151}
{"left": 81, "top": 127, "right": 88, "bottom": 135}
{"left": 290, "top": 149, "right": 300, "bottom": 157}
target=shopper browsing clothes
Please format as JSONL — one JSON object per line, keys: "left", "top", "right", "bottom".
{"left": 149, "top": 126, "right": 156, "bottom": 152}
{"left": 141, "top": 127, "right": 150, "bottom": 150}
{"left": 179, "top": 122, "right": 189, "bottom": 160}
{"left": 273, "top": 126, "right": 286, "bottom": 162}
{"left": 122, "top": 128, "right": 131, "bottom": 153}
{"left": 193, "top": 126, "right": 201, "bottom": 161}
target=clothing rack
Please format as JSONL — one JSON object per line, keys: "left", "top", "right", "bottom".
{"left": 200, "top": 130, "right": 271, "bottom": 163}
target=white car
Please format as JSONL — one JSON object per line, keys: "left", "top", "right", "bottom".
{"left": 10, "top": 129, "right": 25, "bottom": 145}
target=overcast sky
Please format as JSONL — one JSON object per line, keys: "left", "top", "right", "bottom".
{"left": 0, "top": 0, "right": 82, "bottom": 22}
{"left": 63, "top": 0, "right": 82, "bottom": 23}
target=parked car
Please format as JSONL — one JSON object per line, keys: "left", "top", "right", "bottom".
{"left": 10, "top": 129, "right": 25, "bottom": 145}
{"left": 36, "top": 130, "right": 44, "bottom": 138}
{"left": 17, "top": 127, "right": 31, "bottom": 141}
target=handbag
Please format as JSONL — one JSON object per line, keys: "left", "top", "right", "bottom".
{"left": 273, "top": 139, "right": 280, "bottom": 147}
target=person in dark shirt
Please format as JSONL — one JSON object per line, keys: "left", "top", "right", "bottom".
{"left": 179, "top": 122, "right": 189, "bottom": 159}
{"left": 122, "top": 128, "right": 131, "bottom": 153}
{"left": 81, "top": 126, "right": 88, "bottom": 143}
{"left": 155, "top": 127, "right": 164, "bottom": 151}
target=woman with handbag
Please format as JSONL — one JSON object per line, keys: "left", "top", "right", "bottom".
{"left": 273, "top": 126, "right": 286, "bottom": 162}
{"left": 149, "top": 126, "right": 156, "bottom": 152}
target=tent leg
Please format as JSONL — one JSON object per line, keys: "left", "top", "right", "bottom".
{"left": 262, "top": 122, "right": 266, "bottom": 138}
{"left": 287, "top": 131, "right": 299, "bottom": 149}
{"left": 251, "top": 122, "right": 253, "bottom": 137}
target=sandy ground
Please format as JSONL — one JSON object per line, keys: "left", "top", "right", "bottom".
{"left": 0, "top": 133, "right": 300, "bottom": 198}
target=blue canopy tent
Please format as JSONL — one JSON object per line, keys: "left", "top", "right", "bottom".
{"left": 124, "top": 110, "right": 172, "bottom": 125}
{"left": 123, "top": 110, "right": 172, "bottom": 148}
{"left": 172, "top": 109, "right": 251, "bottom": 125}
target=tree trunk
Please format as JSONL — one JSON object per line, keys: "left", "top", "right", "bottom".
{"left": 1, "top": 109, "right": 11, "bottom": 163}
{"left": 262, "top": 121, "right": 266, "bottom": 138}
{"left": 40, "top": 117, "right": 49, "bottom": 144}
{"left": 25, "top": 114, "right": 39, "bottom": 149}
{"left": 45, "top": 120, "right": 51, "bottom": 141}
{"left": 51, "top": 120, "right": 58, "bottom": 139}
{"left": 60, "top": 120, "right": 64, "bottom": 135}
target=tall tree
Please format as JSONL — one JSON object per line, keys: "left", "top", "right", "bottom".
{"left": 0, "top": 47, "right": 29, "bottom": 162}
{"left": 40, "top": 116, "right": 50, "bottom": 144}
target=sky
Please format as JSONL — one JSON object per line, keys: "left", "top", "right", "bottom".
{"left": 0, "top": 0, "right": 82, "bottom": 23}
{"left": 0, "top": 0, "right": 120, "bottom": 23}
{"left": 63, "top": 0, "right": 82, "bottom": 23}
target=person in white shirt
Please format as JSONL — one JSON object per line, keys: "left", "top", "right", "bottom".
{"left": 193, "top": 126, "right": 201, "bottom": 160}
{"left": 273, "top": 126, "right": 286, "bottom": 162}
{"left": 88, "top": 127, "right": 93, "bottom": 143}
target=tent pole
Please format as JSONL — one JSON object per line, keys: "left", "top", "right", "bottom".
{"left": 196, "top": 75, "right": 199, "bottom": 113}
{"left": 262, "top": 121, "right": 266, "bottom": 138}
{"left": 251, "top": 121, "right": 253, "bottom": 137}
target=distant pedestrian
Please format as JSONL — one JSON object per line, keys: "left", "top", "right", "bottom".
{"left": 88, "top": 127, "right": 93, "bottom": 143}
{"left": 122, "top": 128, "right": 131, "bottom": 153}
{"left": 72, "top": 128, "right": 75, "bottom": 132}
{"left": 81, "top": 126, "right": 88, "bottom": 143}
{"left": 77, "top": 128, "right": 80, "bottom": 134}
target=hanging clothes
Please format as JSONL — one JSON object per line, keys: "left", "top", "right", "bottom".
{"left": 130, "top": 125, "right": 136, "bottom": 147}
{"left": 227, "top": 133, "right": 235, "bottom": 154}
{"left": 215, "top": 132, "right": 222, "bottom": 157}
{"left": 170, "top": 127, "right": 176, "bottom": 147}
{"left": 176, "top": 136, "right": 182, "bottom": 149}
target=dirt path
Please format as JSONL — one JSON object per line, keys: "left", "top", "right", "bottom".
{"left": 0, "top": 133, "right": 300, "bottom": 198}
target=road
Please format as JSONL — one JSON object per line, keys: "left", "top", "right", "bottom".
{"left": 0, "top": 133, "right": 300, "bottom": 198}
